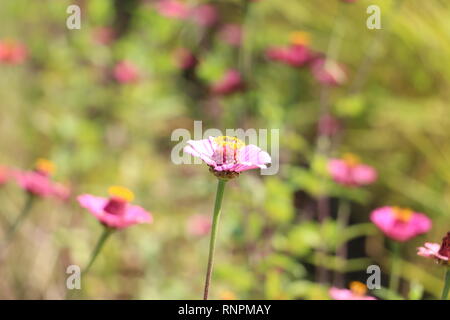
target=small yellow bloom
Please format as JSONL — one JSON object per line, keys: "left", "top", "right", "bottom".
{"left": 108, "top": 185, "right": 135, "bottom": 202}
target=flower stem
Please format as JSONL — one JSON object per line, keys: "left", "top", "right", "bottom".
{"left": 7, "top": 193, "right": 35, "bottom": 240}
{"left": 441, "top": 268, "right": 450, "bottom": 300}
{"left": 389, "top": 241, "right": 401, "bottom": 299}
{"left": 203, "top": 178, "right": 227, "bottom": 300}
{"left": 83, "top": 226, "right": 114, "bottom": 275}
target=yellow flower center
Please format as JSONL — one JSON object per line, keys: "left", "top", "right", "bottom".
{"left": 392, "top": 207, "right": 413, "bottom": 222}
{"left": 289, "top": 31, "right": 310, "bottom": 46}
{"left": 214, "top": 136, "right": 245, "bottom": 149}
{"left": 108, "top": 185, "right": 134, "bottom": 202}
{"left": 342, "top": 153, "right": 360, "bottom": 167}
{"left": 349, "top": 281, "right": 367, "bottom": 296}
{"left": 212, "top": 136, "right": 245, "bottom": 166}
{"left": 35, "top": 158, "right": 56, "bottom": 175}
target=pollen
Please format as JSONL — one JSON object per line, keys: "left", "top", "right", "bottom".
{"left": 392, "top": 207, "right": 413, "bottom": 222}
{"left": 349, "top": 281, "right": 367, "bottom": 296}
{"left": 289, "top": 31, "right": 310, "bottom": 46}
{"left": 342, "top": 153, "right": 360, "bottom": 167}
{"left": 108, "top": 185, "right": 135, "bottom": 202}
{"left": 35, "top": 158, "right": 56, "bottom": 175}
{"left": 214, "top": 136, "right": 245, "bottom": 150}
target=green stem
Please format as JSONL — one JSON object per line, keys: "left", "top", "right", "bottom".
{"left": 203, "top": 179, "right": 227, "bottom": 300}
{"left": 389, "top": 241, "right": 401, "bottom": 299}
{"left": 441, "top": 268, "right": 450, "bottom": 300}
{"left": 83, "top": 226, "right": 113, "bottom": 275}
{"left": 7, "top": 193, "right": 35, "bottom": 240}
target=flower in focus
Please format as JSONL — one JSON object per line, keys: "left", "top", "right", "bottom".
{"left": 77, "top": 186, "right": 153, "bottom": 229}
{"left": 184, "top": 136, "right": 271, "bottom": 179}
{"left": 370, "top": 206, "right": 432, "bottom": 242}
{"left": 0, "top": 39, "right": 27, "bottom": 65}
{"left": 113, "top": 60, "right": 139, "bottom": 84}
{"left": 155, "top": 0, "right": 190, "bottom": 19}
{"left": 329, "top": 281, "right": 377, "bottom": 300}
{"left": 266, "top": 32, "right": 313, "bottom": 67}
{"left": 175, "top": 48, "right": 199, "bottom": 70}
{"left": 327, "top": 153, "right": 377, "bottom": 187}
{"left": 219, "top": 24, "right": 243, "bottom": 47}
{"left": 310, "top": 57, "right": 347, "bottom": 86}
{"left": 417, "top": 232, "right": 450, "bottom": 264}
{"left": 189, "top": 4, "right": 219, "bottom": 27}
{"left": 211, "top": 69, "right": 245, "bottom": 96}
{"left": 187, "top": 214, "right": 212, "bottom": 236}
{"left": 15, "top": 159, "right": 70, "bottom": 199}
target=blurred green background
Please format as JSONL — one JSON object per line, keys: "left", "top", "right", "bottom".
{"left": 0, "top": 0, "right": 449, "bottom": 299}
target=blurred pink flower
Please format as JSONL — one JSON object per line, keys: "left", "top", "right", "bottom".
{"left": 211, "top": 69, "right": 245, "bottom": 96}
{"left": 77, "top": 186, "right": 152, "bottom": 229}
{"left": 92, "top": 27, "right": 116, "bottom": 45}
{"left": 219, "top": 24, "right": 243, "bottom": 47}
{"left": 0, "top": 166, "right": 10, "bottom": 185}
{"left": 113, "top": 60, "right": 139, "bottom": 84}
{"left": 14, "top": 159, "right": 70, "bottom": 199}
{"left": 184, "top": 136, "right": 271, "bottom": 179}
{"left": 175, "top": 48, "right": 198, "bottom": 70}
{"left": 155, "top": 0, "right": 190, "bottom": 19}
{"left": 318, "top": 114, "right": 341, "bottom": 136}
{"left": 329, "top": 282, "right": 377, "bottom": 300}
{"left": 187, "top": 214, "right": 212, "bottom": 236}
{"left": 310, "top": 57, "right": 347, "bottom": 86}
{"left": 0, "top": 40, "right": 27, "bottom": 65}
{"left": 328, "top": 154, "right": 377, "bottom": 187}
{"left": 190, "top": 4, "right": 219, "bottom": 27}
{"left": 370, "top": 206, "right": 432, "bottom": 242}
{"left": 266, "top": 44, "right": 312, "bottom": 67}
{"left": 417, "top": 232, "right": 450, "bottom": 264}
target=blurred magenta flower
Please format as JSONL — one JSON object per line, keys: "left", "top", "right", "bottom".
{"left": 0, "top": 39, "right": 27, "bottom": 65}
{"left": 77, "top": 186, "right": 152, "bottom": 229}
{"left": 92, "top": 27, "right": 116, "bottom": 45}
{"left": 155, "top": 0, "right": 190, "bottom": 19}
{"left": 329, "top": 281, "right": 377, "bottom": 300}
{"left": 310, "top": 57, "right": 347, "bottom": 86}
{"left": 113, "top": 60, "right": 139, "bottom": 84}
{"left": 318, "top": 113, "right": 341, "bottom": 137}
{"left": 15, "top": 159, "right": 69, "bottom": 199}
{"left": 184, "top": 136, "right": 271, "bottom": 179}
{"left": 370, "top": 206, "right": 432, "bottom": 242}
{"left": 190, "top": 4, "right": 219, "bottom": 27}
{"left": 328, "top": 153, "right": 377, "bottom": 187}
{"left": 266, "top": 31, "right": 312, "bottom": 67}
{"left": 211, "top": 70, "right": 245, "bottom": 96}
{"left": 175, "top": 48, "right": 198, "bottom": 70}
{"left": 187, "top": 214, "right": 212, "bottom": 237}
{"left": 417, "top": 232, "right": 450, "bottom": 264}
{"left": 219, "top": 24, "right": 243, "bottom": 47}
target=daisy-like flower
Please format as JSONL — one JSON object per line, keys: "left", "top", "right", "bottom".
{"left": 417, "top": 232, "right": 450, "bottom": 265}
{"left": 328, "top": 153, "right": 377, "bottom": 187}
{"left": 113, "top": 60, "right": 139, "bottom": 84}
{"left": 0, "top": 39, "right": 27, "bottom": 65}
{"left": 15, "top": 159, "right": 70, "bottom": 199}
{"left": 211, "top": 70, "right": 246, "bottom": 96}
{"left": 329, "top": 281, "right": 377, "bottom": 300}
{"left": 370, "top": 206, "right": 432, "bottom": 242}
{"left": 184, "top": 136, "right": 271, "bottom": 180}
{"left": 77, "top": 186, "right": 152, "bottom": 229}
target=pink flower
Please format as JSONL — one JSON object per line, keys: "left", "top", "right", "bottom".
{"left": 187, "top": 214, "right": 212, "bottom": 236}
{"left": 155, "top": 0, "right": 190, "bottom": 19}
{"left": 310, "top": 57, "right": 347, "bottom": 86}
{"left": 92, "top": 27, "right": 116, "bottom": 45}
{"left": 0, "top": 166, "right": 11, "bottom": 185}
{"left": 328, "top": 154, "right": 377, "bottom": 187}
{"left": 77, "top": 186, "right": 152, "bottom": 229}
{"left": 211, "top": 69, "right": 245, "bottom": 96}
{"left": 318, "top": 114, "right": 341, "bottom": 136}
{"left": 329, "top": 282, "right": 377, "bottom": 300}
{"left": 113, "top": 60, "right": 139, "bottom": 84}
{"left": 219, "top": 24, "right": 243, "bottom": 47}
{"left": 190, "top": 4, "right": 219, "bottom": 27}
{"left": 14, "top": 159, "right": 70, "bottom": 199}
{"left": 0, "top": 40, "right": 27, "bottom": 65}
{"left": 417, "top": 232, "right": 450, "bottom": 264}
{"left": 266, "top": 44, "right": 312, "bottom": 67}
{"left": 184, "top": 136, "right": 271, "bottom": 179}
{"left": 175, "top": 48, "right": 198, "bottom": 70}
{"left": 370, "top": 206, "right": 432, "bottom": 242}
